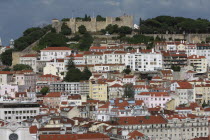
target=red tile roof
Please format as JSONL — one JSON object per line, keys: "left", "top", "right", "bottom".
{"left": 45, "top": 92, "right": 61, "bottom": 98}
{"left": 39, "top": 74, "right": 59, "bottom": 78}
{"left": 29, "top": 125, "right": 38, "bottom": 134}
{"left": 90, "top": 46, "right": 107, "bottom": 50}
{"left": 177, "top": 82, "right": 193, "bottom": 89}
{"left": 21, "top": 54, "right": 37, "bottom": 57}
{"left": 39, "top": 133, "right": 110, "bottom": 140}
{"left": 128, "top": 130, "right": 144, "bottom": 139}
{"left": 68, "top": 94, "right": 81, "bottom": 100}
{"left": 41, "top": 47, "right": 71, "bottom": 51}
{"left": 67, "top": 54, "right": 83, "bottom": 57}
{"left": 139, "top": 92, "right": 169, "bottom": 97}
{"left": 188, "top": 55, "right": 206, "bottom": 59}
{"left": 15, "top": 92, "right": 27, "bottom": 98}
{"left": 116, "top": 115, "right": 167, "bottom": 125}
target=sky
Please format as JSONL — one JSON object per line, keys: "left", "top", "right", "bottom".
{"left": 0, "top": 0, "right": 210, "bottom": 45}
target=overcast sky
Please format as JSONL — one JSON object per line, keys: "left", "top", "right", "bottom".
{"left": 0, "top": 0, "right": 210, "bottom": 45}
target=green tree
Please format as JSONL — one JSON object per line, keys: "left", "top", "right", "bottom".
{"left": 13, "top": 64, "right": 33, "bottom": 71}
{"left": 116, "top": 17, "right": 121, "bottom": 21}
{"left": 64, "top": 59, "right": 82, "bottom": 82}
{"left": 118, "top": 26, "right": 132, "bottom": 35}
{"left": 96, "top": 15, "right": 106, "bottom": 21}
{"left": 34, "top": 32, "right": 68, "bottom": 50}
{"left": 0, "top": 49, "right": 13, "bottom": 66}
{"left": 64, "top": 68, "right": 82, "bottom": 82}
{"left": 67, "top": 58, "right": 75, "bottom": 70}
{"left": 123, "top": 68, "right": 131, "bottom": 74}
{"left": 61, "top": 23, "right": 72, "bottom": 35}
{"left": 40, "top": 87, "right": 49, "bottom": 95}
{"left": 202, "top": 100, "right": 208, "bottom": 108}
{"left": 78, "top": 33, "right": 93, "bottom": 51}
{"left": 2, "top": 67, "right": 11, "bottom": 71}
{"left": 78, "top": 25, "right": 87, "bottom": 34}
{"left": 171, "top": 65, "right": 181, "bottom": 71}
{"left": 123, "top": 84, "right": 135, "bottom": 98}
{"left": 81, "top": 66, "right": 92, "bottom": 80}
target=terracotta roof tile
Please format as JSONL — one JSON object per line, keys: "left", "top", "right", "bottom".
{"left": 45, "top": 92, "right": 61, "bottom": 98}
{"left": 41, "top": 47, "right": 71, "bottom": 51}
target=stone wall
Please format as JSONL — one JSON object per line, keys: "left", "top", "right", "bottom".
{"left": 53, "top": 15, "right": 134, "bottom": 33}
{"left": 144, "top": 34, "right": 210, "bottom": 43}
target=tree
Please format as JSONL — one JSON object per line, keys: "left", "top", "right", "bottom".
{"left": 13, "top": 64, "right": 33, "bottom": 71}
{"left": 61, "top": 23, "right": 72, "bottom": 35}
{"left": 118, "top": 26, "right": 132, "bottom": 35}
{"left": 171, "top": 65, "right": 181, "bottom": 71}
{"left": 78, "top": 33, "right": 93, "bottom": 51}
{"left": 0, "top": 49, "right": 13, "bottom": 66}
{"left": 64, "top": 68, "right": 82, "bottom": 82}
{"left": 96, "top": 15, "right": 106, "bottom": 21}
{"left": 123, "top": 68, "right": 131, "bottom": 74}
{"left": 202, "top": 100, "right": 208, "bottom": 108}
{"left": 34, "top": 32, "right": 68, "bottom": 51}
{"left": 40, "top": 87, "right": 49, "bottom": 95}
{"left": 81, "top": 66, "right": 92, "bottom": 80}
{"left": 2, "top": 67, "right": 11, "bottom": 71}
{"left": 67, "top": 58, "right": 75, "bottom": 70}
{"left": 123, "top": 84, "right": 135, "bottom": 98}
{"left": 64, "top": 59, "right": 82, "bottom": 82}
{"left": 78, "top": 25, "right": 87, "bottom": 34}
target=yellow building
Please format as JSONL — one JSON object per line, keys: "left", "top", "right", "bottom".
{"left": 194, "top": 84, "right": 210, "bottom": 105}
{"left": 187, "top": 55, "right": 207, "bottom": 73}
{"left": 89, "top": 80, "right": 108, "bottom": 101}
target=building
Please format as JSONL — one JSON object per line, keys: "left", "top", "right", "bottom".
{"left": 40, "top": 47, "right": 72, "bottom": 61}
{"left": 50, "top": 82, "right": 80, "bottom": 94}
{"left": 187, "top": 55, "right": 207, "bottom": 73}
{"left": 43, "top": 92, "right": 62, "bottom": 108}
{"left": 197, "top": 44, "right": 210, "bottom": 65}
{"left": 36, "top": 74, "right": 61, "bottom": 92}
{"left": 114, "top": 114, "right": 209, "bottom": 140}
{"left": 96, "top": 99, "right": 149, "bottom": 122}
{"left": 89, "top": 80, "right": 108, "bottom": 101}
{"left": 135, "top": 92, "right": 171, "bottom": 108}
{"left": 20, "top": 54, "right": 37, "bottom": 72}
{"left": 125, "top": 49, "right": 163, "bottom": 71}
{"left": 0, "top": 103, "right": 40, "bottom": 122}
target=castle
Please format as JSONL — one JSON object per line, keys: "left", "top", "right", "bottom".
{"left": 52, "top": 15, "right": 134, "bottom": 33}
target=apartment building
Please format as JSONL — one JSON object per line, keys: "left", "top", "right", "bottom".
{"left": 20, "top": 54, "right": 37, "bottom": 72}
{"left": 187, "top": 55, "right": 207, "bottom": 73}
{"left": 40, "top": 47, "right": 72, "bottom": 61}
{"left": 0, "top": 103, "right": 40, "bottom": 122}
{"left": 125, "top": 49, "right": 163, "bottom": 71}
{"left": 89, "top": 80, "right": 108, "bottom": 101}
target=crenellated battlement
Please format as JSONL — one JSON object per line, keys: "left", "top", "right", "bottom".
{"left": 52, "top": 15, "right": 134, "bottom": 33}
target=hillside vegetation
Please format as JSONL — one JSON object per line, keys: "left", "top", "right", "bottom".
{"left": 140, "top": 16, "right": 210, "bottom": 34}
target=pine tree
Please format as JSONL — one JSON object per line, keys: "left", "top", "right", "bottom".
{"left": 81, "top": 66, "right": 92, "bottom": 80}
{"left": 67, "top": 58, "right": 75, "bottom": 71}
{"left": 64, "top": 68, "right": 82, "bottom": 82}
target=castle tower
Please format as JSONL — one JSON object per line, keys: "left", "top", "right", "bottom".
{"left": 10, "top": 39, "right": 14, "bottom": 48}
{"left": 52, "top": 19, "right": 62, "bottom": 33}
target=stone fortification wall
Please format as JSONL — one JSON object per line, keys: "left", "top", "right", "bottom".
{"left": 52, "top": 15, "right": 134, "bottom": 33}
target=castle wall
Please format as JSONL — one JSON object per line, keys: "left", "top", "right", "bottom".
{"left": 62, "top": 15, "right": 134, "bottom": 33}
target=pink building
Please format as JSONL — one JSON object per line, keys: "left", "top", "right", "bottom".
{"left": 43, "top": 92, "right": 61, "bottom": 108}
{"left": 36, "top": 74, "right": 61, "bottom": 92}
{"left": 135, "top": 92, "right": 171, "bottom": 108}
